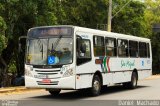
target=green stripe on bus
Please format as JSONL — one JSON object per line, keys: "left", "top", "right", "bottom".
{"left": 103, "top": 57, "right": 108, "bottom": 73}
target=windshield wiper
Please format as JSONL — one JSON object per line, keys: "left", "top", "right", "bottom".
{"left": 37, "top": 39, "right": 44, "bottom": 59}
{"left": 41, "top": 44, "right": 43, "bottom": 59}
{"left": 52, "top": 35, "right": 63, "bottom": 49}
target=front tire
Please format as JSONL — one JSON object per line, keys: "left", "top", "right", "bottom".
{"left": 48, "top": 89, "right": 61, "bottom": 96}
{"left": 90, "top": 75, "right": 101, "bottom": 96}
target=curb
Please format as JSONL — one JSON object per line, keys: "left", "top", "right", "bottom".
{"left": 0, "top": 88, "right": 16, "bottom": 93}
{"left": 0, "top": 86, "right": 41, "bottom": 93}
{"left": 145, "top": 75, "right": 160, "bottom": 80}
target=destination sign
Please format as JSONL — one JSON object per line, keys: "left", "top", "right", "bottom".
{"left": 28, "top": 27, "right": 73, "bottom": 38}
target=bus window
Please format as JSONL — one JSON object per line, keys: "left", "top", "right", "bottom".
{"left": 129, "top": 41, "right": 138, "bottom": 57}
{"left": 93, "top": 36, "right": 105, "bottom": 56}
{"left": 105, "top": 37, "right": 117, "bottom": 56}
{"left": 77, "top": 38, "right": 91, "bottom": 65}
{"left": 139, "top": 42, "right": 147, "bottom": 58}
{"left": 118, "top": 39, "right": 128, "bottom": 57}
{"left": 147, "top": 43, "right": 150, "bottom": 58}
{"left": 79, "top": 40, "right": 91, "bottom": 57}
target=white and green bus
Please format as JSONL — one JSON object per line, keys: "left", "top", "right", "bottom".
{"left": 25, "top": 25, "right": 152, "bottom": 96}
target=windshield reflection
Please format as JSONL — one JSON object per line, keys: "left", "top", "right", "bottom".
{"left": 26, "top": 37, "right": 73, "bottom": 65}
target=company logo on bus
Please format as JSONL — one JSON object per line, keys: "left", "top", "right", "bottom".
{"left": 142, "top": 60, "right": 144, "bottom": 66}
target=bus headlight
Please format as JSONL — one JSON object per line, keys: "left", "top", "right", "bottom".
{"left": 63, "top": 69, "right": 73, "bottom": 77}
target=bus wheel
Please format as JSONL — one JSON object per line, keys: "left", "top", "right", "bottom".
{"left": 48, "top": 89, "right": 61, "bottom": 96}
{"left": 130, "top": 72, "right": 138, "bottom": 89}
{"left": 123, "top": 72, "right": 138, "bottom": 89}
{"left": 90, "top": 75, "right": 101, "bottom": 96}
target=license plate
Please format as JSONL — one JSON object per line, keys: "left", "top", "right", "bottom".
{"left": 34, "top": 74, "right": 47, "bottom": 78}
{"left": 42, "top": 79, "right": 51, "bottom": 83}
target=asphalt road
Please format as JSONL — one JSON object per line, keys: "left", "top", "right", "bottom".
{"left": 0, "top": 77, "right": 160, "bottom": 106}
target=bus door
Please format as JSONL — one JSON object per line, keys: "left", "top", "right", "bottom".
{"left": 75, "top": 32, "right": 92, "bottom": 89}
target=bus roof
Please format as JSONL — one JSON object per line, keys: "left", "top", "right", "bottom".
{"left": 73, "top": 26, "right": 150, "bottom": 42}
{"left": 29, "top": 25, "right": 150, "bottom": 42}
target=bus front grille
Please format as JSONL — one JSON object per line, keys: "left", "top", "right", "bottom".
{"left": 37, "top": 81, "right": 59, "bottom": 85}
{"left": 34, "top": 68, "right": 61, "bottom": 79}
{"left": 35, "top": 69, "right": 60, "bottom": 72}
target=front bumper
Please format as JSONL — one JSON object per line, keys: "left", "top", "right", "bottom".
{"left": 25, "top": 75, "right": 76, "bottom": 89}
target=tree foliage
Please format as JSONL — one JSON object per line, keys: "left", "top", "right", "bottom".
{"left": 0, "top": 16, "right": 7, "bottom": 55}
{"left": 144, "top": 0, "right": 160, "bottom": 74}
{"left": 112, "top": 0, "right": 146, "bottom": 37}
{"left": 151, "top": 33, "right": 160, "bottom": 74}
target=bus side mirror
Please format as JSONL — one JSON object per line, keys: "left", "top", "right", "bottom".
{"left": 18, "top": 43, "right": 22, "bottom": 53}
{"left": 18, "top": 36, "right": 27, "bottom": 53}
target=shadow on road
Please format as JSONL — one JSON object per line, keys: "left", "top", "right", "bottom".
{"left": 30, "top": 85, "right": 150, "bottom": 100}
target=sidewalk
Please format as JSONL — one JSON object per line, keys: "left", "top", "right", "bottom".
{"left": 145, "top": 74, "right": 160, "bottom": 80}
{"left": 0, "top": 86, "right": 42, "bottom": 93}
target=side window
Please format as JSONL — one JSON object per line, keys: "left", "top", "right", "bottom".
{"left": 79, "top": 40, "right": 91, "bottom": 58}
{"left": 118, "top": 39, "right": 128, "bottom": 57}
{"left": 139, "top": 42, "right": 147, "bottom": 57}
{"left": 76, "top": 36, "right": 91, "bottom": 65}
{"left": 147, "top": 43, "right": 150, "bottom": 58}
{"left": 129, "top": 41, "right": 138, "bottom": 57}
{"left": 93, "top": 36, "right": 105, "bottom": 56}
{"left": 105, "top": 37, "right": 117, "bottom": 56}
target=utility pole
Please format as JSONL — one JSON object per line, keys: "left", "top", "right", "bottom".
{"left": 107, "top": 0, "right": 112, "bottom": 32}
{"left": 107, "top": 0, "right": 132, "bottom": 32}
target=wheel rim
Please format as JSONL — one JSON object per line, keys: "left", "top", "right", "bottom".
{"left": 93, "top": 80, "right": 100, "bottom": 91}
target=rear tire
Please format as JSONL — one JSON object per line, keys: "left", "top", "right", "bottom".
{"left": 123, "top": 72, "right": 138, "bottom": 89}
{"left": 48, "top": 89, "right": 61, "bottom": 96}
{"left": 129, "top": 72, "right": 138, "bottom": 89}
{"left": 90, "top": 75, "right": 101, "bottom": 96}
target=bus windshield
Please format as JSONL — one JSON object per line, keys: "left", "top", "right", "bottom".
{"left": 26, "top": 27, "right": 73, "bottom": 65}
{"left": 26, "top": 37, "right": 73, "bottom": 65}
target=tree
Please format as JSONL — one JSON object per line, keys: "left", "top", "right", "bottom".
{"left": 0, "top": 0, "right": 59, "bottom": 86}
{"left": 0, "top": 16, "right": 7, "bottom": 54}
{"left": 151, "top": 32, "right": 160, "bottom": 74}
{"left": 144, "top": 0, "right": 160, "bottom": 38}
{"left": 144, "top": 0, "right": 160, "bottom": 74}
{"left": 0, "top": 16, "right": 7, "bottom": 87}
{"left": 61, "top": 0, "right": 108, "bottom": 29}
{"left": 112, "top": 0, "right": 147, "bottom": 37}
